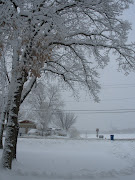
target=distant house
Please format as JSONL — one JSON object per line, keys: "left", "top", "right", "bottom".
{"left": 19, "top": 120, "right": 36, "bottom": 134}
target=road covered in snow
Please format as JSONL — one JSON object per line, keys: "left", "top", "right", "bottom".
{"left": 1, "top": 136, "right": 135, "bottom": 180}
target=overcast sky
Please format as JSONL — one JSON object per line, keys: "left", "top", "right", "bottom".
{"left": 62, "top": 3, "right": 135, "bottom": 133}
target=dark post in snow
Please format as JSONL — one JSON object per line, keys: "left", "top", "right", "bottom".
{"left": 96, "top": 128, "right": 99, "bottom": 138}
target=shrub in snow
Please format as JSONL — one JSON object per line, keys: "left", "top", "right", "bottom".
{"left": 28, "top": 129, "right": 39, "bottom": 136}
{"left": 69, "top": 128, "right": 80, "bottom": 138}
{"left": 57, "top": 130, "right": 67, "bottom": 137}
{"left": 99, "top": 135, "right": 104, "bottom": 139}
{"left": 36, "top": 123, "right": 43, "bottom": 131}
{"left": 43, "top": 131, "right": 52, "bottom": 136}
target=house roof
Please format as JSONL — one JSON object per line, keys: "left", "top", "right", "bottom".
{"left": 19, "top": 120, "right": 35, "bottom": 124}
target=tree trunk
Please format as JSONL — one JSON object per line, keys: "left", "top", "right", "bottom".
{"left": 12, "top": 123, "right": 19, "bottom": 159}
{"left": 1, "top": 70, "right": 26, "bottom": 169}
{"left": 0, "top": 54, "right": 8, "bottom": 149}
{"left": 0, "top": 77, "right": 36, "bottom": 150}
{"left": 0, "top": 123, "right": 4, "bottom": 149}
{"left": 0, "top": 108, "right": 6, "bottom": 149}
{"left": 0, "top": 100, "right": 11, "bottom": 149}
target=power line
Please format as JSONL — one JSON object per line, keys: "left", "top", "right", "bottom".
{"left": 69, "top": 111, "right": 135, "bottom": 114}
{"left": 101, "top": 83, "right": 135, "bottom": 86}
{"left": 60, "top": 83, "right": 135, "bottom": 90}
{"left": 62, "top": 109, "right": 135, "bottom": 114}
{"left": 102, "top": 86, "right": 135, "bottom": 89}
{"left": 101, "top": 97, "right": 135, "bottom": 102}
{"left": 22, "top": 108, "right": 135, "bottom": 111}
{"left": 62, "top": 97, "right": 135, "bottom": 102}
{"left": 21, "top": 108, "right": 135, "bottom": 114}
{"left": 62, "top": 108, "right": 135, "bottom": 111}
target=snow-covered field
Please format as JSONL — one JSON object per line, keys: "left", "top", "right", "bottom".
{"left": 1, "top": 136, "right": 135, "bottom": 180}
{"left": 81, "top": 133, "right": 135, "bottom": 140}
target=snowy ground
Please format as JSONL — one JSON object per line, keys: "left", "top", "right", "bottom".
{"left": 81, "top": 133, "right": 135, "bottom": 140}
{"left": 1, "top": 136, "right": 135, "bottom": 180}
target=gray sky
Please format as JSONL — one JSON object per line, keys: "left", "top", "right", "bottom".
{"left": 62, "top": 3, "right": 135, "bottom": 132}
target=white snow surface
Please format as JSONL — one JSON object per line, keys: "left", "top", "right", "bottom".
{"left": 0, "top": 136, "right": 135, "bottom": 180}
{"left": 81, "top": 133, "right": 135, "bottom": 140}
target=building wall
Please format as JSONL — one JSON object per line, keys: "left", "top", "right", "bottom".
{"left": 19, "top": 120, "right": 36, "bottom": 134}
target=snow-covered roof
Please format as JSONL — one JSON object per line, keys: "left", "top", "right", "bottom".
{"left": 19, "top": 120, "right": 35, "bottom": 124}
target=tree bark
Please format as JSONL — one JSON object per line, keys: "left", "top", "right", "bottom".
{"left": 0, "top": 123, "right": 4, "bottom": 149}
{"left": 1, "top": 70, "right": 26, "bottom": 169}
{"left": 0, "top": 100, "right": 6, "bottom": 149}
{"left": 0, "top": 109, "right": 6, "bottom": 149}
{"left": 0, "top": 77, "right": 36, "bottom": 150}
{"left": 12, "top": 123, "right": 19, "bottom": 159}
{"left": 0, "top": 99, "right": 11, "bottom": 149}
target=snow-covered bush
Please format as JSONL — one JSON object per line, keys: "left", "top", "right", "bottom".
{"left": 28, "top": 129, "right": 39, "bottom": 136}
{"left": 69, "top": 128, "right": 80, "bottom": 139}
{"left": 57, "top": 130, "right": 67, "bottom": 137}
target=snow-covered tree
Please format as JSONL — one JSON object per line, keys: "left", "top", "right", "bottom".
{"left": 0, "top": 0, "right": 135, "bottom": 169}
{"left": 20, "top": 82, "right": 64, "bottom": 132}
{"left": 54, "top": 111, "right": 76, "bottom": 131}
{"left": 0, "top": 49, "right": 9, "bottom": 149}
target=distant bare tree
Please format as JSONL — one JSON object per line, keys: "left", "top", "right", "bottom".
{"left": 54, "top": 111, "right": 76, "bottom": 131}
{"left": 20, "top": 82, "right": 64, "bottom": 132}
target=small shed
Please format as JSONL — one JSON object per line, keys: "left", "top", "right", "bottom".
{"left": 19, "top": 120, "right": 36, "bottom": 134}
